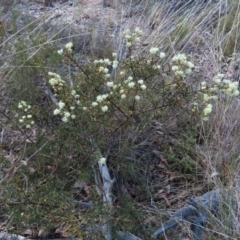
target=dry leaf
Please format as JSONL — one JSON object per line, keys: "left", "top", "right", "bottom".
{"left": 159, "top": 154, "right": 168, "bottom": 166}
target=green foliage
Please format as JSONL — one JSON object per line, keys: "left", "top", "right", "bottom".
{"left": 162, "top": 128, "right": 198, "bottom": 174}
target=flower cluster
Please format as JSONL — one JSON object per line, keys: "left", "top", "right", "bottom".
{"left": 172, "top": 53, "right": 194, "bottom": 77}
{"left": 203, "top": 103, "right": 212, "bottom": 117}
{"left": 18, "top": 101, "right": 34, "bottom": 128}
{"left": 123, "top": 27, "right": 143, "bottom": 47}
{"left": 195, "top": 85, "right": 214, "bottom": 120}
{"left": 191, "top": 91, "right": 214, "bottom": 121}
{"left": 57, "top": 42, "right": 73, "bottom": 55}
{"left": 49, "top": 77, "right": 81, "bottom": 123}
{"left": 220, "top": 79, "right": 239, "bottom": 97}
{"left": 120, "top": 76, "right": 147, "bottom": 100}
{"left": 193, "top": 73, "right": 239, "bottom": 121}
{"left": 92, "top": 93, "right": 109, "bottom": 112}
{"left": 65, "top": 42, "right": 73, "bottom": 52}
{"left": 89, "top": 75, "right": 148, "bottom": 112}
{"left": 149, "top": 47, "right": 166, "bottom": 59}
{"left": 48, "top": 72, "right": 66, "bottom": 92}
{"left": 147, "top": 48, "right": 166, "bottom": 70}
{"left": 53, "top": 103, "right": 76, "bottom": 123}
{"left": 48, "top": 69, "right": 111, "bottom": 120}
{"left": 212, "top": 73, "right": 224, "bottom": 84}
{"left": 52, "top": 92, "right": 80, "bottom": 123}
{"left": 94, "top": 56, "right": 119, "bottom": 79}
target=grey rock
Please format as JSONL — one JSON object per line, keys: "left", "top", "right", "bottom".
{"left": 152, "top": 188, "right": 237, "bottom": 239}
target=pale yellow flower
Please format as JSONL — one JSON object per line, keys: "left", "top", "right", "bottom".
{"left": 101, "top": 106, "right": 108, "bottom": 112}
{"left": 57, "top": 49, "right": 63, "bottom": 55}
{"left": 159, "top": 52, "right": 166, "bottom": 59}
{"left": 92, "top": 102, "right": 98, "bottom": 107}
{"left": 59, "top": 101, "right": 65, "bottom": 109}
{"left": 65, "top": 42, "right": 73, "bottom": 51}
{"left": 138, "top": 79, "right": 144, "bottom": 85}
{"left": 99, "top": 157, "right": 106, "bottom": 164}
{"left": 149, "top": 47, "right": 159, "bottom": 54}
{"left": 128, "top": 82, "right": 135, "bottom": 88}
{"left": 135, "top": 95, "right": 140, "bottom": 101}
